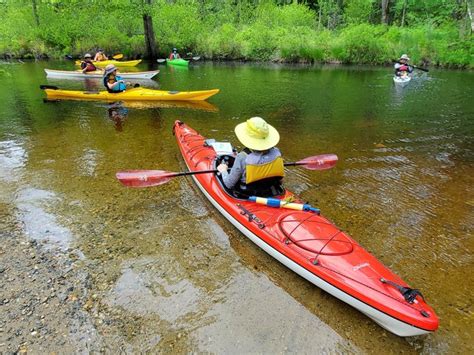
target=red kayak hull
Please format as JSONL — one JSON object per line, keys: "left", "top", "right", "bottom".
{"left": 173, "top": 121, "right": 438, "bottom": 336}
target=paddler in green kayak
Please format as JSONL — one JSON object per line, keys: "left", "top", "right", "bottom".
{"left": 217, "top": 117, "right": 285, "bottom": 197}
{"left": 103, "top": 64, "right": 127, "bottom": 93}
{"left": 80, "top": 53, "right": 98, "bottom": 73}
{"left": 169, "top": 47, "right": 181, "bottom": 59}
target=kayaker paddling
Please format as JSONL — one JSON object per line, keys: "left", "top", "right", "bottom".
{"left": 169, "top": 47, "right": 181, "bottom": 60}
{"left": 80, "top": 53, "right": 98, "bottom": 73}
{"left": 394, "top": 54, "right": 413, "bottom": 78}
{"left": 103, "top": 64, "right": 127, "bottom": 93}
{"left": 217, "top": 116, "right": 284, "bottom": 197}
{"left": 94, "top": 48, "right": 108, "bottom": 61}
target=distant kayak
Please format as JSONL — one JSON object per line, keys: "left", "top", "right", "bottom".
{"left": 166, "top": 58, "right": 189, "bottom": 67}
{"left": 393, "top": 75, "right": 411, "bottom": 86}
{"left": 45, "top": 69, "right": 158, "bottom": 79}
{"left": 74, "top": 59, "right": 142, "bottom": 67}
{"left": 41, "top": 86, "right": 219, "bottom": 102}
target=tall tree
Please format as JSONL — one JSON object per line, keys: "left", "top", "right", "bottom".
{"left": 31, "top": 0, "right": 40, "bottom": 26}
{"left": 381, "top": 0, "right": 390, "bottom": 24}
{"left": 466, "top": 0, "right": 474, "bottom": 33}
{"left": 143, "top": 0, "right": 157, "bottom": 59}
{"left": 400, "top": 0, "right": 407, "bottom": 27}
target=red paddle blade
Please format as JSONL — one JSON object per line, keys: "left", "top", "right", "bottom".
{"left": 116, "top": 170, "right": 176, "bottom": 187}
{"left": 295, "top": 154, "right": 338, "bottom": 170}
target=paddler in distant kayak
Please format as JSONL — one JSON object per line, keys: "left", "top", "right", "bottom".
{"left": 394, "top": 54, "right": 413, "bottom": 77}
{"left": 94, "top": 49, "right": 108, "bottom": 62}
{"left": 169, "top": 47, "right": 181, "bottom": 60}
{"left": 217, "top": 117, "right": 284, "bottom": 197}
{"left": 80, "top": 53, "right": 98, "bottom": 73}
{"left": 103, "top": 64, "right": 127, "bottom": 93}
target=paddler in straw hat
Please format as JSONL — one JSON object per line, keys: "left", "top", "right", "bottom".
{"left": 217, "top": 117, "right": 284, "bottom": 197}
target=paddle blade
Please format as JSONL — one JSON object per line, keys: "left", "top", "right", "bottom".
{"left": 294, "top": 154, "right": 338, "bottom": 170}
{"left": 116, "top": 170, "right": 176, "bottom": 187}
{"left": 192, "top": 56, "right": 201, "bottom": 61}
{"left": 113, "top": 54, "right": 123, "bottom": 60}
{"left": 414, "top": 66, "right": 429, "bottom": 72}
{"left": 157, "top": 59, "right": 166, "bottom": 63}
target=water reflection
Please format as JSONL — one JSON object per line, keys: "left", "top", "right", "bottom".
{"left": 16, "top": 187, "right": 73, "bottom": 249}
{"left": 0, "top": 139, "right": 27, "bottom": 182}
{"left": 107, "top": 103, "right": 129, "bottom": 132}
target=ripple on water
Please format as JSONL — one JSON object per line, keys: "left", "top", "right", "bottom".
{"left": 106, "top": 257, "right": 203, "bottom": 322}
{"left": 0, "top": 139, "right": 27, "bottom": 182}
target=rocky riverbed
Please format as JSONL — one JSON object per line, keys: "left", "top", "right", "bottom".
{"left": 0, "top": 205, "right": 101, "bottom": 353}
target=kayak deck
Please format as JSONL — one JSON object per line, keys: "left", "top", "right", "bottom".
{"left": 45, "top": 68, "right": 159, "bottom": 79}
{"left": 43, "top": 87, "right": 220, "bottom": 102}
{"left": 173, "top": 121, "right": 438, "bottom": 337}
{"left": 166, "top": 58, "right": 189, "bottom": 66}
{"left": 393, "top": 75, "right": 411, "bottom": 85}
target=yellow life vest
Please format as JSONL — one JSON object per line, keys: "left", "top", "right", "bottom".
{"left": 245, "top": 155, "right": 285, "bottom": 184}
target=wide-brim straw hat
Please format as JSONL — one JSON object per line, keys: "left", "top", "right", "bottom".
{"left": 400, "top": 54, "right": 410, "bottom": 60}
{"left": 234, "top": 117, "right": 280, "bottom": 151}
{"left": 104, "top": 64, "right": 117, "bottom": 76}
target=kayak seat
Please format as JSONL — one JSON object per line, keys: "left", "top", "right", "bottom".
{"left": 215, "top": 155, "right": 285, "bottom": 199}
{"left": 235, "top": 178, "right": 284, "bottom": 198}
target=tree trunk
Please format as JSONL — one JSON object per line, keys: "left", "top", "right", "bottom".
{"left": 467, "top": 0, "right": 474, "bottom": 33}
{"left": 318, "top": 3, "right": 322, "bottom": 30}
{"left": 32, "top": 0, "right": 40, "bottom": 26}
{"left": 143, "top": 0, "right": 157, "bottom": 59}
{"left": 401, "top": 0, "right": 407, "bottom": 27}
{"left": 381, "top": 0, "right": 390, "bottom": 24}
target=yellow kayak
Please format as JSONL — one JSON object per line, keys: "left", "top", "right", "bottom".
{"left": 74, "top": 59, "right": 142, "bottom": 67}
{"left": 42, "top": 86, "right": 220, "bottom": 102}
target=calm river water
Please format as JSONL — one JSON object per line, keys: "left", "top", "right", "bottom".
{"left": 0, "top": 60, "right": 473, "bottom": 353}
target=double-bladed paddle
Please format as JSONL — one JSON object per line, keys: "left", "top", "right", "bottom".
{"left": 393, "top": 61, "right": 429, "bottom": 72}
{"left": 65, "top": 53, "right": 123, "bottom": 60}
{"left": 410, "top": 65, "right": 429, "bottom": 72}
{"left": 116, "top": 154, "right": 338, "bottom": 188}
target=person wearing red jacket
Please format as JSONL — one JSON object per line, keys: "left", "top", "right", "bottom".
{"left": 394, "top": 54, "right": 413, "bottom": 77}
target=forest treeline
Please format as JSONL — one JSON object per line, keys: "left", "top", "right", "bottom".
{"left": 1, "top": 0, "right": 472, "bottom": 68}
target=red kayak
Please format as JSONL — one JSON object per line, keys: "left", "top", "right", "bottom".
{"left": 170, "top": 121, "right": 439, "bottom": 336}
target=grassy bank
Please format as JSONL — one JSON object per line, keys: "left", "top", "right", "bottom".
{"left": 0, "top": 1, "right": 472, "bottom": 68}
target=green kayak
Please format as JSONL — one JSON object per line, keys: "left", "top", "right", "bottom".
{"left": 166, "top": 58, "right": 189, "bottom": 67}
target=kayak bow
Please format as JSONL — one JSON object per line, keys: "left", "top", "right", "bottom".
{"left": 393, "top": 75, "right": 411, "bottom": 86}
